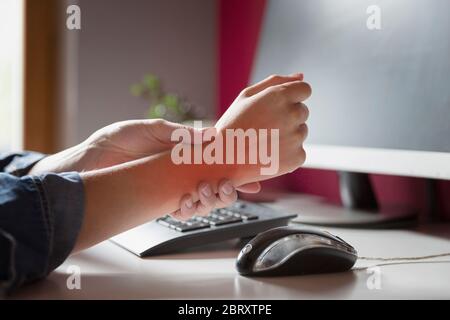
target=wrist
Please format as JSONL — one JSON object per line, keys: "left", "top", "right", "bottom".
{"left": 28, "top": 143, "right": 89, "bottom": 175}
{"left": 213, "top": 127, "right": 263, "bottom": 185}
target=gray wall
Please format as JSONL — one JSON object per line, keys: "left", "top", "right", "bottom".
{"left": 72, "top": 0, "right": 216, "bottom": 144}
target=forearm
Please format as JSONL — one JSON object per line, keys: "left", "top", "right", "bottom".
{"left": 75, "top": 150, "right": 251, "bottom": 251}
{"left": 28, "top": 143, "right": 89, "bottom": 175}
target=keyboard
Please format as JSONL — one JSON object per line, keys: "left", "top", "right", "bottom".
{"left": 157, "top": 204, "right": 258, "bottom": 232}
{"left": 111, "top": 200, "right": 297, "bottom": 257}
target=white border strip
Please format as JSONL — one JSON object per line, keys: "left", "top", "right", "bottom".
{"left": 11, "top": 0, "right": 24, "bottom": 150}
{"left": 304, "top": 144, "right": 450, "bottom": 180}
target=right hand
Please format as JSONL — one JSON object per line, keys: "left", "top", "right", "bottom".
{"left": 172, "top": 179, "right": 240, "bottom": 220}
{"left": 215, "top": 73, "right": 312, "bottom": 183}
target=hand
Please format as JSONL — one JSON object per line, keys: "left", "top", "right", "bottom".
{"left": 29, "top": 119, "right": 260, "bottom": 217}
{"left": 31, "top": 119, "right": 201, "bottom": 174}
{"left": 172, "top": 179, "right": 261, "bottom": 220}
{"left": 74, "top": 75, "right": 312, "bottom": 250}
{"left": 215, "top": 73, "right": 311, "bottom": 183}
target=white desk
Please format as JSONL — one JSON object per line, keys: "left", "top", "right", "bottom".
{"left": 11, "top": 201, "right": 450, "bottom": 299}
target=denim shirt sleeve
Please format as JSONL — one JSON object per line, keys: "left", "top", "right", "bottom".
{"left": 0, "top": 152, "right": 85, "bottom": 295}
{"left": 0, "top": 151, "right": 46, "bottom": 177}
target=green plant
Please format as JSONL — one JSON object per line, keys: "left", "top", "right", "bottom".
{"left": 130, "top": 73, "right": 202, "bottom": 122}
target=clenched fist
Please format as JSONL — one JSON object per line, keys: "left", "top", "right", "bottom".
{"left": 215, "top": 73, "right": 311, "bottom": 183}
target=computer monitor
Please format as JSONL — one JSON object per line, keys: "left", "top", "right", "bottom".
{"left": 251, "top": 0, "right": 450, "bottom": 225}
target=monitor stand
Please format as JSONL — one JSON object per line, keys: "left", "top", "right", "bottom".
{"left": 266, "top": 172, "right": 418, "bottom": 228}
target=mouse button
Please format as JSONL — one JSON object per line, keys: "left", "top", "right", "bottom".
{"left": 319, "top": 234, "right": 357, "bottom": 255}
{"left": 253, "top": 233, "right": 334, "bottom": 273}
{"left": 242, "top": 243, "right": 253, "bottom": 254}
{"left": 237, "top": 243, "right": 253, "bottom": 262}
{"left": 245, "top": 227, "right": 297, "bottom": 251}
{"left": 332, "top": 241, "right": 357, "bottom": 255}
{"left": 319, "top": 230, "right": 355, "bottom": 250}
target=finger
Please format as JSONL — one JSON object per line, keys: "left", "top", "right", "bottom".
{"left": 299, "top": 123, "right": 309, "bottom": 143}
{"left": 195, "top": 201, "right": 214, "bottom": 216}
{"left": 196, "top": 182, "right": 217, "bottom": 216}
{"left": 170, "top": 209, "right": 181, "bottom": 219}
{"left": 276, "top": 81, "right": 312, "bottom": 103}
{"left": 292, "top": 102, "right": 309, "bottom": 123}
{"left": 170, "top": 209, "right": 183, "bottom": 220}
{"left": 236, "top": 182, "right": 261, "bottom": 194}
{"left": 177, "top": 194, "right": 196, "bottom": 220}
{"left": 242, "top": 73, "right": 304, "bottom": 97}
{"left": 217, "top": 180, "right": 238, "bottom": 208}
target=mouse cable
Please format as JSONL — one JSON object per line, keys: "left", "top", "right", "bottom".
{"left": 352, "top": 253, "right": 450, "bottom": 271}
{"left": 358, "top": 252, "right": 450, "bottom": 262}
{"left": 352, "top": 259, "right": 450, "bottom": 271}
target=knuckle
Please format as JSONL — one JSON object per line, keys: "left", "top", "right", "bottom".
{"left": 152, "top": 118, "right": 167, "bottom": 129}
{"left": 173, "top": 210, "right": 189, "bottom": 221}
{"left": 299, "top": 123, "right": 309, "bottom": 141}
{"left": 278, "top": 83, "right": 290, "bottom": 91}
{"left": 196, "top": 206, "right": 210, "bottom": 216}
{"left": 299, "top": 103, "right": 309, "bottom": 121}
{"left": 287, "top": 148, "right": 306, "bottom": 170}
{"left": 266, "top": 86, "right": 278, "bottom": 94}
{"left": 240, "top": 87, "right": 252, "bottom": 97}
{"left": 171, "top": 211, "right": 181, "bottom": 219}
{"left": 290, "top": 105, "right": 302, "bottom": 118}
{"left": 203, "top": 195, "right": 216, "bottom": 206}
{"left": 270, "top": 86, "right": 287, "bottom": 101}
{"left": 292, "top": 105, "right": 304, "bottom": 119}
{"left": 298, "top": 148, "right": 307, "bottom": 166}
{"left": 301, "top": 82, "right": 312, "bottom": 98}
{"left": 289, "top": 103, "right": 309, "bottom": 123}
{"left": 230, "top": 190, "right": 238, "bottom": 201}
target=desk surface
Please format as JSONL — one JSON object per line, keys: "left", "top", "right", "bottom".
{"left": 11, "top": 199, "right": 450, "bottom": 300}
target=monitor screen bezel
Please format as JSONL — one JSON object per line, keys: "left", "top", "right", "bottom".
{"left": 304, "top": 144, "right": 450, "bottom": 179}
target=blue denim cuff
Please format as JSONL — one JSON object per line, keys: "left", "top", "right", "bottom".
{"left": 36, "top": 172, "right": 85, "bottom": 271}
{"left": 2, "top": 152, "right": 46, "bottom": 177}
{"left": 0, "top": 171, "right": 84, "bottom": 294}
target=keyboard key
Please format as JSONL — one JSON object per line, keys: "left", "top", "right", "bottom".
{"left": 200, "top": 216, "right": 223, "bottom": 224}
{"left": 210, "top": 216, "right": 243, "bottom": 226}
{"left": 157, "top": 219, "right": 171, "bottom": 227}
{"left": 168, "top": 222, "right": 185, "bottom": 230}
{"left": 157, "top": 216, "right": 178, "bottom": 226}
{"left": 239, "top": 213, "right": 258, "bottom": 220}
{"left": 156, "top": 202, "right": 258, "bottom": 232}
{"left": 233, "top": 202, "right": 247, "bottom": 209}
{"left": 175, "top": 222, "right": 210, "bottom": 232}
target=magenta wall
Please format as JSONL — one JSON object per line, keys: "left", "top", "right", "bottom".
{"left": 218, "top": 0, "right": 450, "bottom": 221}
{"left": 218, "top": 0, "right": 266, "bottom": 116}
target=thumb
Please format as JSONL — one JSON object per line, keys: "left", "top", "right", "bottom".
{"left": 241, "top": 73, "right": 304, "bottom": 97}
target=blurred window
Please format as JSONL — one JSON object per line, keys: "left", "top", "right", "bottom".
{"left": 0, "top": 0, "right": 24, "bottom": 151}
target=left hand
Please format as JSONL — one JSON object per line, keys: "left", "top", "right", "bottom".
{"left": 31, "top": 119, "right": 204, "bottom": 173}
{"left": 29, "top": 119, "right": 261, "bottom": 216}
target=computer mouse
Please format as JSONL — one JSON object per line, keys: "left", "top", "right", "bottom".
{"left": 236, "top": 226, "right": 358, "bottom": 276}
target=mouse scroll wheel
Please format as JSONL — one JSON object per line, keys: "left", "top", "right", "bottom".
{"left": 242, "top": 244, "right": 253, "bottom": 254}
